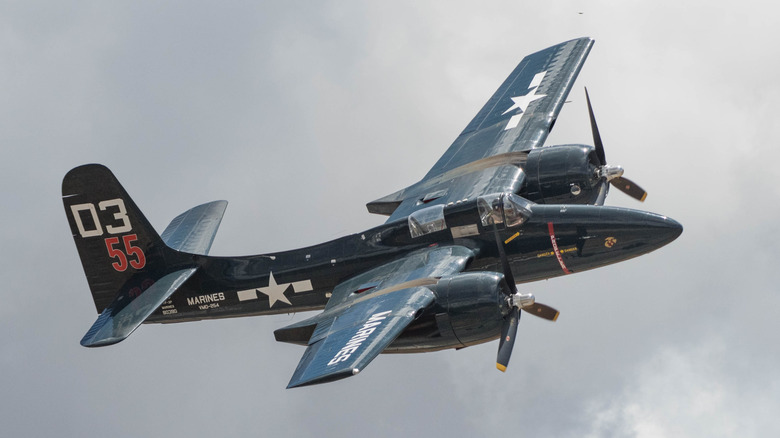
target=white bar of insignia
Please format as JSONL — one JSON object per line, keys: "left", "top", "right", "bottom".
{"left": 528, "top": 71, "right": 547, "bottom": 88}
{"left": 237, "top": 289, "right": 258, "bottom": 301}
{"left": 291, "top": 280, "right": 313, "bottom": 293}
{"left": 505, "top": 114, "right": 522, "bottom": 130}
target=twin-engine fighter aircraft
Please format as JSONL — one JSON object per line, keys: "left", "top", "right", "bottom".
{"left": 63, "top": 37, "right": 682, "bottom": 388}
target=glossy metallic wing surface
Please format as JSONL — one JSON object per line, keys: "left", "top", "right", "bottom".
{"left": 277, "top": 245, "right": 474, "bottom": 388}
{"left": 161, "top": 200, "right": 228, "bottom": 255}
{"left": 367, "top": 37, "right": 594, "bottom": 221}
{"left": 80, "top": 268, "right": 198, "bottom": 347}
{"left": 326, "top": 244, "right": 474, "bottom": 308}
{"left": 285, "top": 286, "right": 434, "bottom": 388}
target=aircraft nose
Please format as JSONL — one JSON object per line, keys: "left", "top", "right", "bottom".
{"left": 580, "top": 207, "right": 683, "bottom": 262}
{"left": 642, "top": 213, "right": 683, "bottom": 247}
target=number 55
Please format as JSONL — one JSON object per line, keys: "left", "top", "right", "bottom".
{"left": 104, "top": 234, "right": 146, "bottom": 272}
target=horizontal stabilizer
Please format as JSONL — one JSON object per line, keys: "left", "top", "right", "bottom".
{"left": 366, "top": 189, "right": 405, "bottom": 216}
{"left": 161, "top": 200, "right": 228, "bottom": 255}
{"left": 80, "top": 268, "right": 197, "bottom": 347}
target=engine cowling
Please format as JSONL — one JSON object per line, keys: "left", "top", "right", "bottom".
{"left": 521, "top": 144, "right": 603, "bottom": 204}
{"left": 431, "top": 272, "right": 508, "bottom": 347}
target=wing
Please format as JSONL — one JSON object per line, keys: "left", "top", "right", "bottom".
{"left": 274, "top": 245, "right": 474, "bottom": 388}
{"left": 367, "top": 37, "right": 594, "bottom": 221}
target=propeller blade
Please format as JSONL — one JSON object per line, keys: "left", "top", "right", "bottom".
{"left": 524, "top": 303, "right": 560, "bottom": 321}
{"left": 594, "top": 179, "right": 609, "bottom": 206}
{"left": 585, "top": 87, "right": 606, "bottom": 166}
{"left": 612, "top": 176, "right": 647, "bottom": 202}
{"left": 496, "top": 307, "right": 520, "bottom": 372}
{"left": 491, "top": 199, "right": 517, "bottom": 295}
{"left": 585, "top": 88, "right": 648, "bottom": 203}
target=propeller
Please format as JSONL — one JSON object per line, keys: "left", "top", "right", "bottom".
{"left": 491, "top": 199, "right": 559, "bottom": 372}
{"left": 584, "top": 88, "right": 648, "bottom": 202}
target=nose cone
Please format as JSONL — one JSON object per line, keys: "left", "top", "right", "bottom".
{"left": 553, "top": 206, "right": 683, "bottom": 270}
{"left": 641, "top": 212, "right": 683, "bottom": 249}
{"left": 595, "top": 208, "right": 683, "bottom": 262}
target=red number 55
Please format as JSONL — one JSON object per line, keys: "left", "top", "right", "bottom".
{"left": 104, "top": 234, "right": 146, "bottom": 272}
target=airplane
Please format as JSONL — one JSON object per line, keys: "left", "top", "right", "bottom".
{"left": 63, "top": 37, "right": 682, "bottom": 388}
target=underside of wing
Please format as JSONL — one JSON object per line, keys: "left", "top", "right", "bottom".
{"left": 275, "top": 245, "right": 475, "bottom": 388}
{"left": 368, "top": 37, "right": 594, "bottom": 221}
{"left": 80, "top": 268, "right": 198, "bottom": 347}
{"left": 283, "top": 286, "right": 435, "bottom": 388}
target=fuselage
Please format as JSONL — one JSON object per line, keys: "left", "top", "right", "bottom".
{"left": 147, "top": 195, "right": 682, "bottom": 354}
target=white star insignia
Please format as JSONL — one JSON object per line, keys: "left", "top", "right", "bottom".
{"left": 235, "top": 273, "right": 314, "bottom": 306}
{"left": 501, "top": 92, "right": 547, "bottom": 116}
{"left": 502, "top": 71, "right": 548, "bottom": 130}
{"left": 257, "top": 272, "right": 292, "bottom": 307}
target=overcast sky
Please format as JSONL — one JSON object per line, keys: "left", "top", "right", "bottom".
{"left": 3, "top": 1, "right": 780, "bottom": 437}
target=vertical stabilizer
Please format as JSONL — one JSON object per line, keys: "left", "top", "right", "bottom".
{"left": 63, "top": 164, "right": 176, "bottom": 313}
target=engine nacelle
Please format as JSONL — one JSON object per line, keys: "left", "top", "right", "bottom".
{"left": 521, "top": 144, "right": 602, "bottom": 204}
{"left": 431, "top": 272, "right": 508, "bottom": 346}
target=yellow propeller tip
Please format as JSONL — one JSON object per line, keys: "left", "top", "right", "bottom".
{"left": 496, "top": 363, "right": 507, "bottom": 372}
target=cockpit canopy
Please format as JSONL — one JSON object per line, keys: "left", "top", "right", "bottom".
{"left": 477, "top": 193, "right": 534, "bottom": 227}
{"left": 408, "top": 193, "right": 534, "bottom": 239}
{"left": 408, "top": 204, "right": 447, "bottom": 238}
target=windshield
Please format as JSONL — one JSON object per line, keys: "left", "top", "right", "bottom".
{"left": 503, "top": 193, "right": 534, "bottom": 226}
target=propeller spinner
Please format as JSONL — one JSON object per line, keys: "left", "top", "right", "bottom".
{"left": 585, "top": 88, "right": 647, "bottom": 202}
